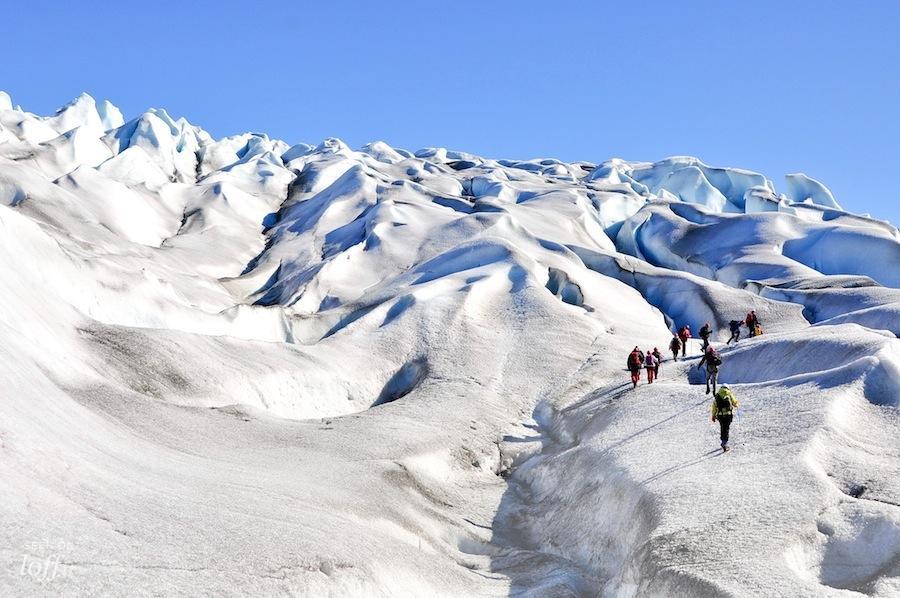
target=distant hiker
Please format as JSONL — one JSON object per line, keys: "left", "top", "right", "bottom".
{"left": 746, "top": 310, "right": 762, "bottom": 337}
{"left": 699, "top": 322, "right": 712, "bottom": 350}
{"left": 697, "top": 346, "right": 722, "bottom": 395}
{"left": 711, "top": 384, "right": 739, "bottom": 452}
{"left": 678, "top": 325, "right": 692, "bottom": 358}
{"left": 644, "top": 349, "right": 657, "bottom": 384}
{"left": 726, "top": 319, "right": 743, "bottom": 345}
{"left": 627, "top": 347, "right": 643, "bottom": 388}
{"left": 669, "top": 335, "right": 682, "bottom": 361}
{"left": 652, "top": 347, "right": 662, "bottom": 377}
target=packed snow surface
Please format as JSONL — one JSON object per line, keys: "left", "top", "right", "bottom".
{"left": 1, "top": 93, "right": 898, "bottom": 597}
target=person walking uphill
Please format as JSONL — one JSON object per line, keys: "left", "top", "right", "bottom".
{"left": 627, "top": 347, "right": 643, "bottom": 389}
{"left": 699, "top": 322, "right": 712, "bottom": 351}
{"left": 746, "top": 310, "right": 762, "bottom": 337}
{"left": 678, "top": 325, "right": 692, "bottom": 358}
{"left": 644, "top": 349, "right": 658, "bottom": 384}
{"left": 697, "top": 346, "right": 722, "bottom": 395}
{"left": 712, "top": 384, "right": 739, "bottom": 452}
{"left": 652, "top": 347, "right": 662, "bottom": 377}
{"left": 726, "top": 319, "right": 743, "bottom": 345}
{"left": 669, "top": 335, "right": 682, "bottom": 361}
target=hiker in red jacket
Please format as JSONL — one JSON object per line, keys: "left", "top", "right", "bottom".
{"left": 746, "top": 310, "right": 761, "bottom": 337}
{"left": 627, "top": 347, "right": 643, "bottom": 388}
{"left": 678, "top": 325, "right": 692, "bottom": 358}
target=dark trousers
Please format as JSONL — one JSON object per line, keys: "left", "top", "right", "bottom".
{"left": 718, "top": 414, "right": 733, "bottom": 445}
{"left": 727, "top": 331, "right": 740, "bottom": 344}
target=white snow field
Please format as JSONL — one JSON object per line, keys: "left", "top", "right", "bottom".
{"left": 1, "top": 92, "right": 898, "bottom": 597}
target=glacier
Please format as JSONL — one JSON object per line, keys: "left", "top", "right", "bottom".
{"left": 1, "top": 92, "right": 898, "bottom": 596}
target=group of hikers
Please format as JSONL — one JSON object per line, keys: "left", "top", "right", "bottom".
{"left": 625, "top": 347, "right": 663, "bottom": 386}
{"left": 625, "top": 311, "right": 762, "bottom": 452}
{"left": 726, "top": 310, "right": 763, "bottom": 345}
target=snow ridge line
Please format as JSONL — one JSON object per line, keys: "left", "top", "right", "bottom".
{"left": 490, "top": 378, "right": 646, "bottom": 595}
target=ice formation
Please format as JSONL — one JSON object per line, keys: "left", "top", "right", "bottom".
{"left": 1, "top": 92, "right": 898, "bottom": 596}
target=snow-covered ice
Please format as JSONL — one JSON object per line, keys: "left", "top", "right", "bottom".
{"left": 1, "top": 92, "right": 898, "bottom": 596}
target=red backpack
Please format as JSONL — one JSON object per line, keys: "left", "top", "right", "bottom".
{"left": 627, "top": 351, "right": 641, "bottom": 369}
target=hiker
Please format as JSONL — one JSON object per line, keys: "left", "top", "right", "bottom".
{"left": 678, "top": 325, "right": 692, "bottom": 358}
{"left": 699, "top": 322, "right": 712, "bottom": 350}
{"left": 697, "top": 346, "right": 722, "bottom": 395}
{"left": 669, "top": 334, "right": 682, "bottom": 361}
{"left": 711, "top": 384, "right": 739, "bottom": 452}
{"left": 726, "top": 319, "right": 743, "bottom": 345}
{"left": 746, "top": 310, "right": 761, "bottom": 337}
{"left": 652, "top": 347, "right": 662, "bottom": 377}
{"left": 644, "top": 349, "right": 657, "bottom": 384}
{"left": 627, "top": 346, "right": 643, "bottom": 388}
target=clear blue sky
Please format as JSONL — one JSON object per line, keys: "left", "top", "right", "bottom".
{"left": 5, "top": 1, "right": 899, "bottom": 223}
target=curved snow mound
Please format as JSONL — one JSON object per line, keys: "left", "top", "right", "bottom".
{"left": 785, "top": 173, "right": 841, "bottom": 209}
{"left": 573, "top": 247, "right": 808, "bottom": 336}
{"left": 616, "top": 201, "right": 900, "bottom": 291}
{"left": 587, "top": 156, "right": 849, "bottom": 215}
{"left": 717, "top": 324, "right": 899, "bottom": 406}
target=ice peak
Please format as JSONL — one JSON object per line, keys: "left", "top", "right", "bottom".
{"left": 315, "top": 137, "right": 350, "bottom": 154}
{"left": 43, "top": 92, "right": 109, "bottom": 136}
{"left": 145, "top": 108, "right": 180, "bottom": 135}
{"left": 0, "top": 91, "right": 12, "bottom": 111}
{"left": 360, "top": 141, "right": 407, "bottom": 164}
{"left": 784, "top": 173, "right": 841, "bottom": 209}
{"left": 97, "top": 99, "right": 124, "bottom": 131}
{"left": 55, "top": 92, "right": 96, "bottom": 114}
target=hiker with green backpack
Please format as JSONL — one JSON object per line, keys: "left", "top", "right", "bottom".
{"left": 697, "top": 346, "right": 722, "bottom": 395}
{"left": 712, "top": 385, "right": 739, "bottom": 452}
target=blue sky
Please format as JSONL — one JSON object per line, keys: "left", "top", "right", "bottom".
{"left": 5, "top": 1, "right": 900, "bottom": 223}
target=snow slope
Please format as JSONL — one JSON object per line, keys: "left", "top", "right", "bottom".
{"left": 1, "top": 93, "right": 898, "bottom": 597}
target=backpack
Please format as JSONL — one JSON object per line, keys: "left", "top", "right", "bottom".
{"left": 729, "top": 320, "right": 741, "bottom": 332}
{"left": 715, "top": 392, "right": 732, "bottom": 414}
{"left": 627, "top": 351, "right": 641, "bottom": 369}
{"left": 711, "top": 353, "right": 722, "bottom": 366}
{"left": 645, "top": 353, "right": 654, "bottom": 366}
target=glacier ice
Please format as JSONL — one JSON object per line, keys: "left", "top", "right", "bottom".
{"left": 785, "top": 172, "right": 841, "bottom": 209}
{"left": 0, "top": 92, "right": 898, "bottom": 597}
